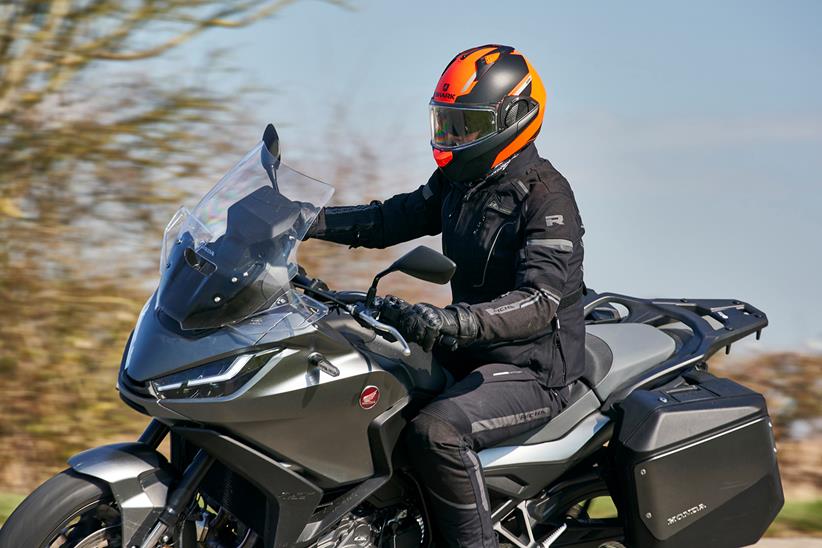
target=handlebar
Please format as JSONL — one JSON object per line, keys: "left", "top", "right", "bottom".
{"left": 292, "top": 274, "right": 412, "bottom": 356}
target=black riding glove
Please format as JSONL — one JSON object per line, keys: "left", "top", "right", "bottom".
{"left": 379, "top": 294, "right": 412, "bottom": 326}
{"left": 385, "top": 300, "right": 478, "bottom": 352}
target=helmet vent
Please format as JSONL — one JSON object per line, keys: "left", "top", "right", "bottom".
{"left": 504, "top": 99, "right": 532, "bottom": 128}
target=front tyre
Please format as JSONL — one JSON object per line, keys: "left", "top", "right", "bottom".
{"left": 0, "top": 469, "right": 121, "bottom": 548}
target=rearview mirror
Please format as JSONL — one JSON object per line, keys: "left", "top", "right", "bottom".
{"left": 262, "top": 123, "right": 280, "bottom": 160}
{"left": 366, "top": 246, "right": 456, "bottom": 306}
{"left": 390, "top": 245, "right": 456, "bottom": 284}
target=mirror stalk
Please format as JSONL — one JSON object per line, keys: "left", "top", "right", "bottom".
{"left": 366, "top": 268, "right": 391, "bottom": 308}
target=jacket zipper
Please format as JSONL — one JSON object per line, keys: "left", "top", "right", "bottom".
{"left": 472, "top": 211, "right": 487, "bottom": 235}
{"left": 474, "top": 220, "right": 513, "bottom": 287}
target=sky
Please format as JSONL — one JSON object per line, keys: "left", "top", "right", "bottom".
{"left": 161, "top": 0, "right": 822, "bottom": 351}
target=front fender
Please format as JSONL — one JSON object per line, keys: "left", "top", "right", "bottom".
{"left": 69, "top": 442, "right": 173, "bottom": 548}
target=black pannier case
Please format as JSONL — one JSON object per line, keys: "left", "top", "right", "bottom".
{"left": 613, "top": 371, "right": 783, "bottom": 547}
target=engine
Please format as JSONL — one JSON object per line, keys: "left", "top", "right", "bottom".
{"left": 312, "top": 505, "right": 424, "bottom": 548}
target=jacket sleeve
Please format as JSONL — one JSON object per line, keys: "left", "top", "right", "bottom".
{"left": 310, "top": 172, "right": 444, "bottom": 248}
{"left": 460, "top": 186, "right": 581, "bottom": 343}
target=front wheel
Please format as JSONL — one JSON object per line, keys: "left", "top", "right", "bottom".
{"left": 0, "top": 469, "right": 122, "bottom": 548}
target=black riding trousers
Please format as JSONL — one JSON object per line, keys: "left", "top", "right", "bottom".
{"left": 405, "top": 363, "right": 568, "bottom": 547}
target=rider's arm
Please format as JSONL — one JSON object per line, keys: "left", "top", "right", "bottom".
{"left": 308, "top": 171, "right": 444, "bottom": 248}
{"left": 457, "top": 180, "right": 582, "bottom": 343}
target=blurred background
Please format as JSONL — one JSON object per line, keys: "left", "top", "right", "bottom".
{"left": 0, "top": 0, "right": 819, "bottom": 537}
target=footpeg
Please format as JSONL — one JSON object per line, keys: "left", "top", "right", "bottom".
{"left": 539, "top": 522, "right": 567, "bottom": 547}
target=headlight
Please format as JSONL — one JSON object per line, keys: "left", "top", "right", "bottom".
{"left": 149, "top": 347, "right": 288, "bottom": 400}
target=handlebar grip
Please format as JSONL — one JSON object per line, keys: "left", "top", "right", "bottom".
{"left": 292, "top": 273, "right": 312, "bottom": 286}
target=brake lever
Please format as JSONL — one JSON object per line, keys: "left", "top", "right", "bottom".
{"left": 350, "top": 304, "right": 412, "bottom": 357}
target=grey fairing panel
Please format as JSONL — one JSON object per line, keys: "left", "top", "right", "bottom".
{"left": 125, "top": 293, "right": 257, "bottom": 382}
{"left": 121, "top": 312, "right": 408, "bottom": 486}
{"left": 586, "top": 323, "right": 676, "bottom": 400}
{"left": 161, "top": 346, "right": 407, "bottom": 485}
{"left": 480, "top": 413, "right": 611, "bottom": 499}
{"left": 509, "top": 390, "right": 602, "bottom": 445}
{"left": 124, "top": 293, "right": 320, "bottom": 382}
{"left": 68, "top": 442, "right": 173, "bottom": 548}
{"left": 480, "top": 413, "right": 610, "bottom": 470}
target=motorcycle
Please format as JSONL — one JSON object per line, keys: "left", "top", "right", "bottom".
{"left": 0, "top": 125, "right": 784, "bottom": 548}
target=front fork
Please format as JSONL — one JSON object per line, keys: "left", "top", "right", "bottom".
{"left": 139, "top": 418, "right": 171, "bottom": 449}
{"left": 140, "top": 445, "right": 215, "bottom": 548}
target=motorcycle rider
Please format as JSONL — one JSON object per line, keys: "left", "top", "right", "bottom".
{"left": 307, "top": 44, "right": 586, "bottom": 547}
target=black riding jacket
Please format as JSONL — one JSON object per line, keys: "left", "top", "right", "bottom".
{"left": 313, "top": 144, "right": 586, "bottom": 388}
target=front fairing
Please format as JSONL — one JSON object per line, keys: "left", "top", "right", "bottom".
{"left": 124, "top": 290, "right": 328, "bottom": 382}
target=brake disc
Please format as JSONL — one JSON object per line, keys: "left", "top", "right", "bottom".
{"left": 70, "top": 525, "right": 121, "bottom": 548}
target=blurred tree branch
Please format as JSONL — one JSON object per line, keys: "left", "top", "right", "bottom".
{"left": 0, "top": 0, "right": 353, "bottom": 113}
{"left": 0, "top": 0, "right": 344, "bottom": 491}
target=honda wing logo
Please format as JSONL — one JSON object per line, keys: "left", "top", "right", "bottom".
{"left": 359, "top": 385, "right": 380, "bottom": 410}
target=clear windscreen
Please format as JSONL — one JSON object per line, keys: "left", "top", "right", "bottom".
{"left": 156, "top": 141, "right": 334, "bottom": 331}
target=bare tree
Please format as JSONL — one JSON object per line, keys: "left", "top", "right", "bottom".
{"left": 0, "top": 0, "right": 342, "bottom": 491}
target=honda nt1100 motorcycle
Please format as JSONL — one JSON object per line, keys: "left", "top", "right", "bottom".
{"left": 0, "top": 125, "right": 783, "bottom": 548}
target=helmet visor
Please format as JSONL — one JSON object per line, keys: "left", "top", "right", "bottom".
{"left": 430, "top": 104, "right": 497, "bottom": 149}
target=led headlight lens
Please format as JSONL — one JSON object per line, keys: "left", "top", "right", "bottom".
{"left": 149, "top": 347, "right": 284, "bottom": 400}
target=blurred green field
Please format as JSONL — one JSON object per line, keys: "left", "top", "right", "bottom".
{"left": 586, "top": 496, "right": 822, "bottom": 538}
{"left": 0, "top": 492, "right": 818, "bottom": 536}
{"left": 564, "top": 496, "right": 822, "bottom": 538}
{"left": 0, "top": 493, "right": 24, "bottom": 524}
{"left": 767, "top": 499, "right": 822, "bottom": 537}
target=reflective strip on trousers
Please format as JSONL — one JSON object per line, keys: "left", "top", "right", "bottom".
{"left": 470, "top": 406, "right": 554, "bottom": 433}
{"left": 465, "top": 450, "right": 489, "bottom": 513}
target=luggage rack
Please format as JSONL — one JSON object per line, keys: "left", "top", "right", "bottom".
{"left": 582, "top": 291, "right": 768, "bottom": 408}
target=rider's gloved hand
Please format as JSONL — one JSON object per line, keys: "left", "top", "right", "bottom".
{"left": 379, "top": 294, "right": 412, "bottom": 326}
{"left": 394, "top": 302, "right": 478, "bottom": 352}
{"left": 303, "top": 209, "right": 326, "bottom": 240}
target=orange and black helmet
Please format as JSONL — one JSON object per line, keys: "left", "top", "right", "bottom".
{"left": 429, "top": 44, "right": 546, "bottom": 183}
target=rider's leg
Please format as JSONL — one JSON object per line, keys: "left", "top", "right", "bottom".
{"left": 405, "top": 363, "right": 569, "bottom": 548}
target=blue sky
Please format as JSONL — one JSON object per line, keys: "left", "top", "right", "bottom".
{"left": 163, "top": 0, "right": 822, "bottom": 351}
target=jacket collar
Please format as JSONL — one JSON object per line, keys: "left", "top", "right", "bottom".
{"left": 448, "top": 143, "right": 540, "bottom": 194}
{"left": 495, "top": 143, "right": 538, "bottom": 181}
{"left": 484, "top": 143, "right": 539, "bottom": 186}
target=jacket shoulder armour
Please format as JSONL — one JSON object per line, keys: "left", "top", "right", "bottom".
{"left": 525, "top": 158, "right": 572, "bottom": 197}
{"left": 518, "top": 158, "right": 582, "bottom": 232}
